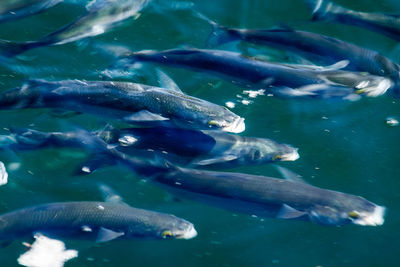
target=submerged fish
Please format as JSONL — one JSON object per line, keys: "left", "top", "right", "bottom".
{"left": 0, "top": 201, "right": 197, "bottom": 242}
{"left": 306, "top": 0, "right": 400, "bottom": 41}
{"left": 124, "top": 48, "right": 392, "bottom": 98}
{"left": 0, "top": 0, "right": 62, "bottom": 23}
{"left": 88, "top": 140, "right": 386, "bottom": 227}
{"left": 0, "top": 0, "right": 148, "bottom": 57}
{"left": 4, "top": 126, "right": 298, "bottom": 170}
{"left": 0, "top": 79, "right": 245, "bottom": 133}
{"left": 197, "top": 14, "right": 400, "bottom": 96}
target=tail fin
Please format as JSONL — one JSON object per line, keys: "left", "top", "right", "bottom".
{"left": 192, "top": 11, "right": 237, "bottom": 47}
{"left": 0, "top": 39, "right": 31, "bottom": 58}
{"left": 10, "top": 128, "right": 51, "bottom": 148}
{"left": 304, "top": 0, "right": 341, "bottom": 21}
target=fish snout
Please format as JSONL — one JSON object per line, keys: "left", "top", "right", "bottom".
{"left": 221, "top": 117, "right": 245, "bottom": 133}
{"left": 173, "top": 223, "right": 198, "bottom": 240}
{"left": 350, "top": 205, "right": 386, "bottom": 226}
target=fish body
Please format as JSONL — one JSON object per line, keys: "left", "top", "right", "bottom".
{"left": 148, "top": 165, "right": 385, "bottom": 226}
{"left": 306, "top": 0, "right": 400, "bottom": 41}
{"left": 0, "top": 0, "right": 148, "bottom": 56}
{"left": 207, "top": 26, "right": 399, "bottom": 80}
{"left": 0, "top": 201, "right": 197, "bottom": 241}
{"left": 6, "top": 126, "right": 298, "bottom": 169}
{"left": 0, "top": 80, "right": 245, "bottom": 133}
{"left": 126, "top": 48, "right": 390, "bottom": 98}
{"left": 0, "top": 0, "right": 62, "bottom": 23}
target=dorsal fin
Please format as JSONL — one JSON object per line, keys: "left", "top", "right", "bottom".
{"left": 98, "top": 183, "right": 128, "bottom": 206}
{"left": 274, "top": 165, "right": 308, "bottom": 184}
{"left": 156, "top": 69, "right": 183, "bottom": 93}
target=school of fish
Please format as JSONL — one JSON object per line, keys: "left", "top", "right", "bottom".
{"left": 0, "top": 0, "right": 394, "bottom": 265}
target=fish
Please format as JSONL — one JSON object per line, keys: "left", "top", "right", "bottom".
{"left": 305, "top": 0, "right": 400, "bottom": 41}
{"left": 123, "top": 48, "right": 393, "bottom": 99}
{"left": 3, "top": 126, "right": 298, "bottom": 170}
{"left": 86, "top": 139, "right": 386, "bottom": 227}
{"left": 0, "top": 0, "right": 149, "bottom": 57}
{"left": 195, "top": 13, "right": 400, "bottom": 96}
{"left": 0, "top": 79, "right": 245, "bottom": 133}
{"left": 0, "top": 0, "right": 62, "bottom": 23}
{"left": 0, "top": 201, "right": 197, "bottom": 242}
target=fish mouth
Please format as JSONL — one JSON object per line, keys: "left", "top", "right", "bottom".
{"left": 222, "top": 117, "right": 245, "bottom": 133}
{"left": 279, "top": 148, "right": 300, "bottom": 161}
{"left": 175, "top": 224, "right": 198, "bottom": 240}
{"left": 352, "top": 205, "right": 386, "bottom": 226}
{"left": 355, "top": 78, "right": 393, "bottom": 97}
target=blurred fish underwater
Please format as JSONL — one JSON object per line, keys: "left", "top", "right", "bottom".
{"left": 0, "top": 0, "right": 398, "bottom": 266}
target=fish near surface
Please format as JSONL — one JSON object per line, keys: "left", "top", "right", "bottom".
{"left": 0, "top": 0, "right": 149, "bottom": 57}
{"left": 197, "top": 14, "right": 400, "bottom": 96}
{"left": 0, "top": 79, "right": 245, "bottom": 133}
{"left": 93, "top": 143, "right": 386, "bottom": 227}
{"left": 0, "top": 201, "right": 197, "bottom": 242}
{"left": 124, "top": 48, "right": 389, "bottom": 99}
{"left": 305, "top": 0, "right": 400, "bottom": 42}
{"left": 0, "top": 0, "right": 62, "bottom": 23}
{"left": 4, "top": 126, "right": 297, "bottom": 170}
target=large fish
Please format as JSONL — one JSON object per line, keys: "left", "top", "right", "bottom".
{"left": 0, "top": 201, "right": 197, "bottom": 242}
{"left": 0, "top": 0, "right": 62, "bottom": 23}
{"left": 3, "top": 126, "right": 298, "bottom": 170}
{"left": 0, "top": 0, "right": 149, "bottom": 57}
{"left": 196, "top": 14, "right": 400, "bottom": 96}
{"left": 0, "top": 79, "right": 245, "bottom": 133}
{"left": 123, "top": 48, "right": 393, "bottom": 98}
{"left": 90, "top": 140, "right": 386, "bottom": 227}
{"left": 305, "top": 0, "right": 400, "bottom": 41}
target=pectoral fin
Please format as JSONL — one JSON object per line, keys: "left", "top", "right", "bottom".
{"left": 276, "top": 204, "right": 307, "bottom": 219}
{"left": 123, "top": 110, "right": 169, "bottom": 123}
{"left": 96, "top": 227, "right": 125, "bottom": 243}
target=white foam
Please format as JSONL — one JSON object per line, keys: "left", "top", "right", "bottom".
{"left": 18, "top": 234, "right": 78, "bottom": 267}
{"left": 0, "top": 161, "right": 8, "bottom": 186}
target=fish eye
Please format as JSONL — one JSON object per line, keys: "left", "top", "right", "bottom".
{"left": 208, "top": 120, "right": 219, "bottom": 126}
{"left": 161, "top": 230, "right": 174, "bottom": 238}
{"left": 348, "top": 211, "right": 360, "bottom": 219}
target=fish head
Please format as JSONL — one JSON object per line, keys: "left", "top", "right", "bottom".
{"left": 164, "top": 93, "right": 245, "bottom": 133}
{"left": 235, "top": 139, "right": 299, "bottom": 164}
{"left": 158, "top": 219, "right": 197, "bottom": 240}
{"left": 309, "top": 196, "right": 385, "bottom": 226}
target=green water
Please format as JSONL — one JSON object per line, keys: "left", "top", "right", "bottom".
{"left": 0, "top": 0, "right": 399, "bottom": 266}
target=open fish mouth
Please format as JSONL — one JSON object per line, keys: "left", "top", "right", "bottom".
{"left": 175, "top": 224, "right": 198, "bottom": 240}
{"left": 222, "top": 117, "right": 245, "bottom": 133}
{"left": 352, "top": 205, "right": 386, "bottom": 226}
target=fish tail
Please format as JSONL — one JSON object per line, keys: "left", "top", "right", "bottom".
{"left": 9, "top": 128, "right": 52, "bottom": 148}
{"left": 0, "top": 40, "right": 32, "bottom": 58}
{"left": 304, "top": 0, "right": 343, "bottom": 21}
{"left": 192, "top": 11, "right": 236, "bottom": 47}
{"left": 0, "top": 80, "right": 49, "bottom": 110}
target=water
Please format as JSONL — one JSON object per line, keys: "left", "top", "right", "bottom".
{"left": 0, "top": 0, "right": 399, "bottom": 266}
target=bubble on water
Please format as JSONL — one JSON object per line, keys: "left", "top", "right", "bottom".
{"left": 225, "top": 101, "right": 236, "bottom": 108}
{"left": 386, "top": 117, "right": 399, "bottom": 127}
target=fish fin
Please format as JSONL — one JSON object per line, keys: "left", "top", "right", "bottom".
{"left": 155, "top": 69, "right": 183, "bottom": 93}
{"left": 191, "top": 11, "right": 235, "bottom": 47}
{"left": 98, "top": 183, "right": 128, "bottom": 206}
{"left": 274, "top": 165, "right": 308, "bottom": 184}
{"left": 50, "top": 109, "right": 82, "bottom": 118}
{"left": 123, "top": 110, "right": 169, "bottom": 123}
{"left": 96, "top": 227, "right": 124, "bottom": 243}
{"left": 270, "top": 84, "right": 354, "bottom": 99}
{"left": 0, "top": 39, "right": 31, "bottom": 58}
{"left": 10, "top": 127, "right": 51, "bottom": 147}
{"left": 304, "top": 0, "right": 342, "bottom": 21}
{"left": 192, "top": 155, "right": 238, "bottom": 166}
{"left": 276, "top": 204, "right": 307, "bottom": 219}
{"left": 284, "top": 60, "right": 349, "bottom": 71}
{"left": 75, "top": 154, "right": 115, "bottom": 175}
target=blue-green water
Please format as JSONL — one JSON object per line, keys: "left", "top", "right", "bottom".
{"left": 0, "top": 0, "right": 399, "bottom": 266}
